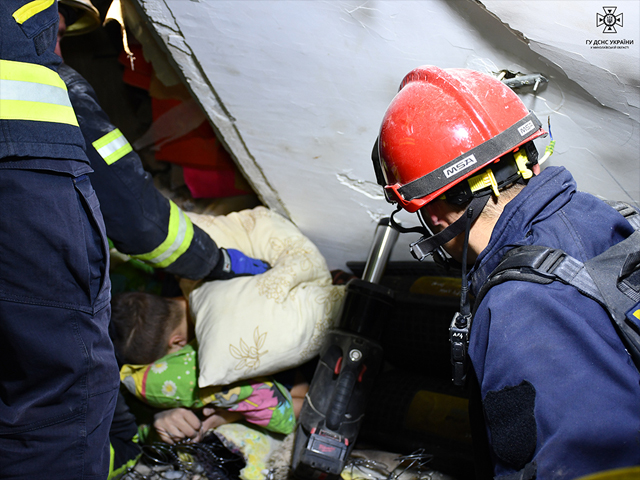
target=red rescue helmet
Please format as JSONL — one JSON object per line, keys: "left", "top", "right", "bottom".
{"left": 375, "top": 66, "right": 546, "bottom": 213}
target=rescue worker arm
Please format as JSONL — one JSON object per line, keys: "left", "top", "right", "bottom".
{"left": 59, "top": 64, "right": 271, "bottom": 280}
{"left": 58, "top": 64, "right": 221, "bottom": 279}
{"left": 470, "top": 281, "right": 640, "bottom": 478}
{"left": 205, "top": 247, "right": 270, "bottom": 280}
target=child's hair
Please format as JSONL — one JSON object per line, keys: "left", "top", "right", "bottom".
{"left": 110, "top": 292, "right": 185, "bottom": 365}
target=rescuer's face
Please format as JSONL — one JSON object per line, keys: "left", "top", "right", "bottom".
{"left": 420, "top": 200, "right": 474, "bottom": 265}
{"left": 55, "top": 12, "right": 67, "bottom": 58}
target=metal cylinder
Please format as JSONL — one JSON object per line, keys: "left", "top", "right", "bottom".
{"left": 361, "top": 217, "right": 399, "bottom": 284}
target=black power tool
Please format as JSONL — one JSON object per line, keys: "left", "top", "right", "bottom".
{"left": 292, "top": 218, "right": 398, "bottom": 479}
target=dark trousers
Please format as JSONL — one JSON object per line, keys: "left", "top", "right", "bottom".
{"left": 0, "top": 169, "right": 119, "bottom": 479}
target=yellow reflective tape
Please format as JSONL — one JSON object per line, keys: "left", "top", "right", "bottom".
{"left": 1, "top": 59, "right": 67, "bottom": 89}
{"left": 0, "top": 99, "right": 78, "bottom": 125}
{"left": 92, "top": 128, "right": 123, "bottom": 150}
{"left": 633, "top": 309, "right": 640, "bottom": 320}
{"left": 131, "top": 201, "right": 194, "bottom": 269}
{"left": 0, "top": 60, "right": 77, "bottom": 125}
{"left": 108, "top": 443, "right": 115, "bottom": 479}
{"left": 12, "top": 0, "right": 55, "bottom": 24}
{"left": 92, "top": 128, "right": 133, "bottom": 165}
{"left": 102, "top": 142, "right": 132, "bottom": 165}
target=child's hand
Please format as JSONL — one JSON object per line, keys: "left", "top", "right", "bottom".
{"left": 153, "top": 408, "right": 202, "bottom": 445}
{"left": 199, "top": 407, "right": 243, "bottom": 433}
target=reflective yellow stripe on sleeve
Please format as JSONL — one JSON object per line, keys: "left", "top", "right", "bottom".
{"left": 0, "top": 60, "right": 78, "bottom": 126}
{"left": 131, "top": 201, "right": 194, "bottom": 269}
{"left": 12, "top": 0, "right": 55, "bottom": 24}
{"left": 92, "top": 128, "right": 133, "bottom": 165}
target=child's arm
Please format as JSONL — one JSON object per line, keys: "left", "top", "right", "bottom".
{"left": 289, "top": 376, "right": 310, "bottom": 419}
{"left": 200, "top": 378, "right": 297, "bottom": 435}
{"left": 199, "top": 407, "right": 244, "bottom": 432}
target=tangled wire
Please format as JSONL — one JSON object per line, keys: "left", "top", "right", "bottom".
{"left": 117, "top": 433, "right": 245, "bottom": 480}
{"left": 343, "top": 449, "right": 435, "bottom": 480}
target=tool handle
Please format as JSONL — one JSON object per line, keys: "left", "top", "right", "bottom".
{"left": 326, "top": 367, "right": 357, "bottom": 431}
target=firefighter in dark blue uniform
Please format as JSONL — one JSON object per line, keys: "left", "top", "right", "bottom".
{"left": 373, "top": 66, "right": 640, "bottom": 479}
{"left": 53, "top": 3, "right": 270, "bottom": 477}
{"left": 0, "top": 1, "right": 119, "bottom": 478}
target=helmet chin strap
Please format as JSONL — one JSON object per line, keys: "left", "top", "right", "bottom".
{"left": 409, "top": 195, "right": 490, "bottom": 262}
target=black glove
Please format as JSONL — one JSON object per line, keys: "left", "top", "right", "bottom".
{"left": 206, "top": 248, "right": 271, "bottom": 280}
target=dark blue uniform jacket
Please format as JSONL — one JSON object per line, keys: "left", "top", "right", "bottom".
{"left": 0, "top": 0, "right": 87, "bottom": 172}
{"left": 0, "top": 3, "right": 118, "bottom": 477}
{"left": 58, "top": 64, "right": 220, "bottom": 279}
{"left": 469, "top": 166, "right": 640, "bottom": 478}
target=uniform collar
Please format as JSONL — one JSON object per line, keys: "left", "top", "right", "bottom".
{"left": 469, "top": 166, "right": 577, "bottom": 295}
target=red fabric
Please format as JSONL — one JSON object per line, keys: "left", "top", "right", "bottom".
{"left": 151, "top": 98, "right": 233, "bottom": 170}
{"left": 182, "top": 166, "right": 249, "bottom": 199}
{"left": 119, "top": 46, "right": 152, "bottom": 91}
{"left": 151, "top": 98, "right": 250, "bottom": 198}
{"left": 119, "top": 47, "right": 250, "bottom": 199}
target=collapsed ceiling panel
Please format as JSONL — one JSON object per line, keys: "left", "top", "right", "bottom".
{"left": 128, "top": 0, "right": 639, "bottom": 269}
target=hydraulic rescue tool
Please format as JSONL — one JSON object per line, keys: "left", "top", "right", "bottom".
{"left": 292, "top": 218, "right": 398, "bottom": 479}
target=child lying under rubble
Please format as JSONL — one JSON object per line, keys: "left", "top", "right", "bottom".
{"left": 110, "top": 291, "right": 309, "bottom": 445}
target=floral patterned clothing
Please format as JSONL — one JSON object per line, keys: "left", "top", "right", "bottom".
{"left": 120, "top": 342, "right": 296, "bottom": 435}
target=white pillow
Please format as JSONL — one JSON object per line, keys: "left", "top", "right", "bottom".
{"left": 183, "top": 207, "right": 346, "bottom": 388}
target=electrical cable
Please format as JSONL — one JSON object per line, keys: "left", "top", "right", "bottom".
{"left": 538, "top": 116, "right": 555, "bottom": 166}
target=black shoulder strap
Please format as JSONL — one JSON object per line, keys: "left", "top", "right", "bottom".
{"left": 473, "top": 245, "right": 606, "bottom": 311}
{"left": 605, "top": 200, "right": 640, "bottom": 230}
{"left": 583, "top": 229, "right": 640, "bottom": 369}
{"left": 473, "top": 200, "right": 640, "bottom": 370}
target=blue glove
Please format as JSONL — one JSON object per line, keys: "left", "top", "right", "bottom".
{"left": 207, "top": 248, "right": 271, "bottom": 280}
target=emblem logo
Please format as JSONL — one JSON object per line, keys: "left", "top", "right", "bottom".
{"left": 597, "top": 7, "right": 623, "bottom": 33}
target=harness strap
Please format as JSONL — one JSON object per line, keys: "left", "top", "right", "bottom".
{"left": 487, "top": 246, "right": 604, "bottom": 304}
{"left": 606, "top": 200, "right": 640, "bottom": 230}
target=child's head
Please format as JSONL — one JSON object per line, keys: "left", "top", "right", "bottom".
{"left": 110, "top": 292, "right": 190, "bottom": 365}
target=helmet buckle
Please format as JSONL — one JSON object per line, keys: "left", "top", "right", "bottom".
{"left": 514, "top": 149, "right": 534, "bottom": 180}
{"left": 468, "top": 168, "right": 500, "bottom": 197}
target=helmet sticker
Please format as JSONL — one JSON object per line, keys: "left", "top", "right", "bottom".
{"left": 518, "top": 120, "right": 535, "bottom": 137}
{"left": 444, "top": 154, "right": 477, "bottom": 179}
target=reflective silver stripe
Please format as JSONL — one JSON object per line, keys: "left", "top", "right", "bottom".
{"left": 0, "top": 60, "right": 77, "bottom": 125}
{"left": 148, "top": 209, "right": 189, "bottom": 265}
{"left": 96, "top": 135, "right": 128, "bottom": 159}
{"left": 130, "top": 201, "right": 194, "bottom": 268}
{"left": 0, "top": 79, "right": 72, "bottom": 107}
{"left": 92, "top": 129, "right": 132, "bottom": 164}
